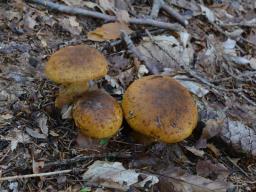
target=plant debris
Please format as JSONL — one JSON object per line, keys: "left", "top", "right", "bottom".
{"left": 0, "top": 0, "right": 256, "bottom": 191}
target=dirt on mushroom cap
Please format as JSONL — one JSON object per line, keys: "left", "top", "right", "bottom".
{"left": 73, "top": 90, "right": 123, "bottom": 139}
{"left": 45, "top": 45, "right": 108, "bottom": 84}
{"left": 122, "top": 75, "right": 198, "bottom": 143}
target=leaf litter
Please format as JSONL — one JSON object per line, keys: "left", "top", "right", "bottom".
{"left": 0, "top": 0, "right": 256, "bottom": 191}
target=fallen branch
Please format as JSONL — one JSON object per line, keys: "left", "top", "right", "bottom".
{"left": 0, "top": 169, "right": 71, "bottom": 181}
{"left": 121, "top": 31, "right": 160, "bottom": 74}
{"left": 44, "top": 152, "right": 132, "bottom": 168}
{"left": 27, "top": 0, "right": 182, "bottom": 31}
{"left": 150, "top": 0, "right": 188, "bottom": 26}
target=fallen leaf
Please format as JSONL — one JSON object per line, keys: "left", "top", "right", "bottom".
{"left": 116, "top": 10, "right": 130, "bottom": 23}
{"left": 184, "top": 146, "right": 205, "bottom": 157}
{"left": 200, "top": 5, "right": 216, "bottom": 23}
{"left": 37, "top": 113, "right": 48, "bottom": 136}
{"left": 88, "top": 22, "right": 132, "bottom": 41}
{"left": 98, "top": 0, "right": 115, "bottom": 13}
{"left": 174, "top": 75, "right": 209, "bottom": 97}
{"left": 196, "top": 160, "right": 229, "bottom": 180}
{"left": 25, "top": 127, "right": 47, "bottom": 139}
{"left": 196, "top": 119, "right": 224, "bottom": 149}
{"left": 207, "top": 144, "right": 221, "bottom": 157}
{"left": 0, "top": 128, "right": 31, "bottom": 151}
{"left": 137, "top": 35, "right": 194, "bottom": 71}
{"left": 158, "top": 166, "right": 232, "bottom": 192}
{"left": 83, "top": 161, "right": 159, "bottom": 191}
{"left": 23, "top": 13, "right": 38, "bottom": 30}
{"left": 59, "top": 16, "right": 82, "bottom": 35}
{"left": 249, "top": 58, "right": 256, "bottom": 69}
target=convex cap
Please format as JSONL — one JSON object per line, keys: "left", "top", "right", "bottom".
{"left": 45, "top": 45, "right": 108, "bottom": 83}
{"left": 122, "top": 75, "right": 198, "bottom": 143}
{"left": 73, "top": 90, "right": 123, "bottom": 139}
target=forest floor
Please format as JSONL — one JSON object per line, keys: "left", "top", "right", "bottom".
{"left": 0, "top": 0, "right": 256, "bottom": 191}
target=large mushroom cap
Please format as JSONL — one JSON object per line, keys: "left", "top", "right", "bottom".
{"left": 73, "top": 90, "right": 123, "bottom": 139}
{"left": 45, "top": 45, "right": 108, "bottom": 84}
{"left": 122, "top": 75, "right": 198, "bottom": 143}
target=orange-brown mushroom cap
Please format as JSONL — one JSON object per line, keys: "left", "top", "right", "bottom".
{"left": 72, "top": 90, "right": 123, "bottom": 139}
{"left": 45, "top": 45, "right": 108, "bottom": 84}
{"left": 122, "top": 75, "right": 198, "bottom": 143}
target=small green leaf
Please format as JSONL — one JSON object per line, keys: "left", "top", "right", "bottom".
{"left": 100, "top": 138, "right": 109, "bottom": 145}
{"left": 80, "top": 187, "right": 91, "bottom": 192}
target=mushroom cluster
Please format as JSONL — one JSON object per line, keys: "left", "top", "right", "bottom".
{"left": 45, "top": 45, "right": 198, "bottom": 144}
{"left": 122, "top": 75, "right": 198, "bottom": 143}
{"left": 45, "top": 45, "right": 123, "bottom": 140}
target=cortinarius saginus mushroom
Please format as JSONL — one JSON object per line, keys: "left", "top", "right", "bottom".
{"left": 73, "top": 90, "right": 123, "bottom": 139}
{"left": 122, "top": 75, "right": 198, "bottom": 143}
{"left": 45, "top": 45, "right": 108, "bottom": 108}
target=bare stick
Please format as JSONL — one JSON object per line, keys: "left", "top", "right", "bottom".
{"left": 44, "top": 152, "right": 132, "bottom": 168}
{"left": 121, "top": 31, "right": 160, "bottom": 74}
{"left": 0, "top": 169, "right": 71, "bottom": 181}
{"left": 150, "top": 0, "right": 188, "bottom": 26}
{"left": 150, "top": 0, "right": 163, "bottom": 18}
{"left": 27, "top": 0, "right": 182, "bottom": 31}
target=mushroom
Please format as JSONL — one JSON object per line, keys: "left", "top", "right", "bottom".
{"left": 122, "top": 75, "right": 198, "bottom": 143}
{"left": 73, "top": 90, "right": 123, "bottom": 139}
{"left": 45, "top": 45, "right": 108, "bottom": 108}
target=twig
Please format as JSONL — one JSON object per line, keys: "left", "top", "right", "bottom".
{"left": 27, "top": 0, "right": 182, "bottom": 31}
{"left": 121, "top": 31, "right": 160, "bottom": 74}
{"left": 44, "top": 152, "right": 132, "bottom": 168}
{"left": 0, "top": 169, "right": 71, "bottom": 181}
{"left": 150, "top": 0, "right": 188, "bottom": 26}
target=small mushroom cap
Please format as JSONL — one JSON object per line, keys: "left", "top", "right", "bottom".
{"left": 45, "top": 45, "right": 108, "bottom": 84}
{"left": 122, "top": 75, "right": 198, "bottom": 143}
{"left": 73, "top": 90, "right": 123, "bottom": 139}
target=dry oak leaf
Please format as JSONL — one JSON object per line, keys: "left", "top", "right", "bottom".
{"left": 88, "top": 22, "right": 132, "bottom": 41}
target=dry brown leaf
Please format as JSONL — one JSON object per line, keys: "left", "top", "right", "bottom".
{"left": 184, "top": 146, "right": 205, "bottom": 157}
{"left": 116, "top": 10, "right": 130, "bottom": 23}
{"left": 88, "top": 22, "right": 132, "bottom": 41}
{"left": 207, "top": 144, "right": 221, "bottom": 157}
{"left": 196, "top": 160, "right": 229, "bottom": 180}
{"left": 158, "top": 166, "right": 232, "bottom": 192}
{"left": 98, "top": 0, "right": 115, "bottom": 13}
{"left": 58, "top": 16, "right": 82, "bottom": 35}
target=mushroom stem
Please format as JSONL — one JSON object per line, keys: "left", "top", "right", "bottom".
{"left": 55, "top": 81, "right": 89, "bottom": 108}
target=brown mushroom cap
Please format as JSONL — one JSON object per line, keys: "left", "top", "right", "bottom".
{"left": 73, "top": 90, "right": 123, "bottom": 139}
{"left": 122, "top": 75, "right": 198, "bottom": 143}
{"left": 45, "top": 45, "right": 108, "bottom": 84}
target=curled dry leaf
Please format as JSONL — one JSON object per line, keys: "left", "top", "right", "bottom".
{"left": 137, "top": 35, "right": 194, "bottom": 72}
{"left": 196, "top": 160, "right": 229, "bottom": 180}
{"left": 196, "top": 119, "right": 224, "bottom": 149}
{"left": 37, "top": 113, "right": 48, "bottom": 136}
{"left": 25, "top": 127, "right": 47, "bottom": 139}
{"left": 58, "top": 16, "right": 82, "bottom": 35}
{"left": 174, "top": 75, "right": 209, "bottom": 97}
{"left": 116, "top": 10, "right": 130, "bottom": 23}
{"left": 83, "top": 161, "right": 159, "bottom": 191}
{"left": 88, "top": 22, "right": 132, "bottom": 41}
{"left": 98, "top": 0, "right": 115, "bottom": 13}
{"left": 158, "top": 166, "right": 232, "bottom": 192}
{"left": 0, "top": 128, "right": 31, "bottom": 151}
{"left": 184, "top": 146, "right": 205, "bottom": 157}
